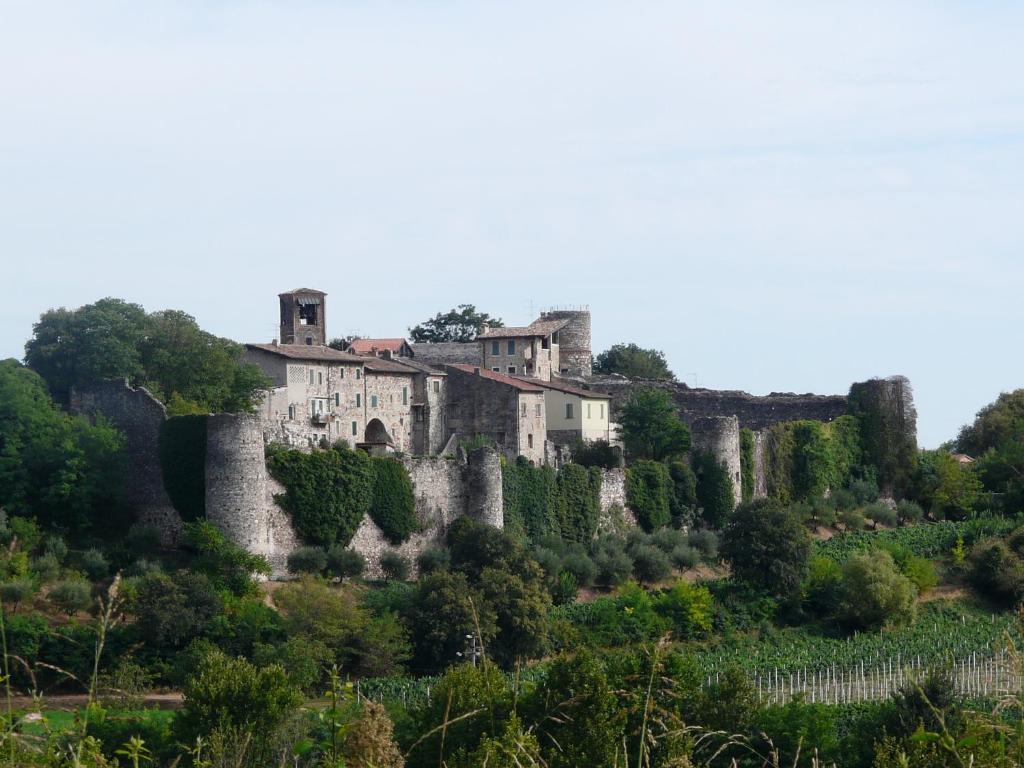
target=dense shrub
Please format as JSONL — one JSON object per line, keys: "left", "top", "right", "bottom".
{"left": 380, "top": 551, "right": 411, "bottom": 581}
{"left": 415, "top": 546, "right": 451, "bottom": 575}
{"left": 593, "top": 546, "right": 633, "bottom": 589}
{"left": 668, "top": 459, "right": 698, "bottom": 526}
{"left": 864, "top": 502, "right": 898, "bottom": 528}
{"left": 182, "top": 520, "right": 270, "bottom": 597}
{"left": 839, "top": 508, "right": 867, "bottom": 531}
{"left": 968, "top": 538, "right": 1024, "bottom": 605}
{"left": 502, "top": 459, "right": 601, "bottom": 541}
{"left": 571, "top": 438, "right": 620, "bottom": 469}
{"left": 631, "top": 544, "right": 671, "bottom": 584}
{"left": 837, "top": 551, "right": 917, "bottom": 630}
{"left": 802, "top": 555, "right": 843, "bottom": 616}
{"left": 626, "top": 460, "right": 671, "bottom": 532}
{"left": 0, "top": 579, "right": 36, "bottom": 608}
{"left": 80, "top": 548, "right": 109, "bottom": 580}
{"left": 287, "top": 546, "right": 328, "bottom": 575}
{"left": 554, "top": 464, "right": 603, "bottom": 542}
{"left": 43, "top": 535, "right": 68, "bottom": 562}
{"left": 687, "top": 529, "right": 719, "bottom": 561}
{"left": 30, "top": 552, "right": 60, "bottom": 583}
{"left": 326, "top": 545, "right": 366, "bottom": 579}
{"left": 369, "top": 457, "right": 418, "bottom": 544}
{"left": 560, "top": 552, "right": 597, "bottom": 588}
{"left": 48, "top": 580, "right": 93, "bottom": 615}
{"left": 266, "top": 442, "right": 375, "bottom": 547}
{"left": 896, "top": 499, "right": 924, "bottom": 525}
{"left": 669, "top": 544, "right": 700, "bottom": 570}
{"left": 721, "top": 499, "right": 811, "bottom": 596}
{"left": 654, "top": 581, "right": 713, "bottom": 638}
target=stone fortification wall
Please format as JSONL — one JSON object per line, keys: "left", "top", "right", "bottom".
{"left": 205, "top": 414, "right": 300, "bottom": 575}
{"left": 690, "top": 416, "right": 742, "bottom": 508}
{"left": 589, "top": 377, "right": 848, "bottom": 431}
{"left": 70, "top": 380, "right": 182, "bottom": 541}
{"left": 540, "top": 309, "right": 592, "bottom": 378}
{"left": 410, "top": 342, "right": 481, "bottom": 368}
{"left": 752, "top": 430, "right": 769, "bottom": 499}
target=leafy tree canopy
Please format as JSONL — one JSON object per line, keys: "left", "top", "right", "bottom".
{"left": 408, "top": 304, "right": 504, "bottom": 343}
{"left": 721, "top": 498, "right": 811, "bottom": 596}
{"left": 957, "top": 389, "right": 1024, "bottom": 456}
{"left": 593, "top": 343, "right": 675, "bottom": 381}
{"left": 24, "top": 298, "right": 270, "bottom": 413}
{"left": 0, "top": 359, "right": 127, "bottom": 533}
{"left": 619, "top": 388, "right": 691, "bottom": 462}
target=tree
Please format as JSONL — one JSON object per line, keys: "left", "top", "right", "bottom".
{"left": 957, "top": 389, "right": 1024, "bottom": 456}
{"left": 721, "top": 499, "right": 810, "bottom": 596}
{"left": 837, "top": 550, "right": 917, "bottom": 630}
{"left": 181, "top": 520, "right": 270, "bottom": 597}
{"left": 404, "top": 570, "right": 496, "bottom": 674}
{"left": 593, "top": 343, "right": 675, "bottom": 381}
{"left": 478, "top": 562, "right": 552, "bottom": 665}
{"left": 408, "top": 304, "right": 503, "bottom": 343}
{"left": 0, "top": 359, "right": 127, "bottom": 534}
{"left": 913, "top": 450, "right": 982, "bottom": 520}
{"left": 24, "top": 298, "right": 270, "bottom": 412}
{"left": 618, "top": 388, "right": 691, "bottom": 462}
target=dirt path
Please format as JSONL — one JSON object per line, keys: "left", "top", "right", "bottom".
{"left": 9, "top": 692, "right": 183, "bottom": 711}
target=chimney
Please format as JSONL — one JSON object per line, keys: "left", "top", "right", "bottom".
{"left": 383, "top": 349, "right": 394, "bottom": 360}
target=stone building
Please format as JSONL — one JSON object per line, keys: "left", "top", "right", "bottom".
{"left": 538, "top": 309, "right": 592, "bottom": 378}
{"left": 522, "top": 376, "right": 613, "bottom": 446}
{"left": 445, "top": 364, "right": 547, "bottom": 464}
{"left": 279, "top": 288, "right": 327, "bottom": 346}
{"left": 477, "top": 318, "right": 570, "bottom": 381}
{"left": 408, "top": 341, "right": 481, "bottom": 368}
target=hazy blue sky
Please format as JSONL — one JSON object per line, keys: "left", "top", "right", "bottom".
{"left": 2, "top": 1, "right": 1022, "bottom": 447}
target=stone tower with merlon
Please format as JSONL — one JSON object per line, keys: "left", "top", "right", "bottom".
{"left": 279, "top": 288, "right": 327, "bottom": 346}
{"left": 540, "top": 308, "right": 592, "bottom": 378}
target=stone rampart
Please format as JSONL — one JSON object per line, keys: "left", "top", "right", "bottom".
{"left": 70, "top": 379, "right": 182, "bottom": 541}
{"left": 690, "top": 416, "right": 742, "bottom": 508}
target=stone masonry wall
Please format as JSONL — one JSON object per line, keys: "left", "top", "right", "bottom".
{"left": 690, "top": 416, "right": 742, "bottom": 508}
{"left": 70, "top": 380, "right": 182, "bottom": 542}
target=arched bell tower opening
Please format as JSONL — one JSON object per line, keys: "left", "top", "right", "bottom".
{"left": 279, "top": 288, "right": 327, "bottom": 346}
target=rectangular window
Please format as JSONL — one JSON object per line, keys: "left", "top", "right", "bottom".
{"left": 371, "top": 395, "right": 378, "bottom": 408}
{"left": 527, "top": 434, "right": 533, "bottom": 448}
{"left": 340, "top": 368, "right": 345, "bottom": 378}
{"left": 491, "top": 340, "right": 500, "bottom": 355}
{"left": 403, "top": 387, "right": 408, "bottom": 405}
{"left": 309, "top": 369, "right": 315, "bottom": 385}
{"left": 587, "top": 403, "right": 592, "bottom": 418}
{"left": 491, "top": 367, "right": 500, "bottom": 373}
{"left": 566, "top": 403, "right": 574, "bottom": 419}
{"left": 352, "top": 421, "right": 358, "bottom": 436}
{"left": 356, "top": 368, "right": 362, "bottom": 379}
{"left": 334, "top": 393, "right": 340, "bottom": 406}
{"left": 507, "top": 339, "right": 515, "bottom": 355}
{"left": 521, "top": 402, "right": 527, "bottom": 416}
{"left": 356, "top": 393, "right": 362, "bottom": 407}
{"left": 317, "top": 372, "right": 323, "bottom": 385}
{"left": 288, "top": 405, "right": 295, "bottom": 420}
{"left": 600, "top": 404, "right": 605, "bottom": 419}
{"left": 508, "top": 366, "right": 516, "bottom": 375}
{"left": 432, "top": 380, "right": 440, "bottom": 393}
{"left": 536, "top": 403, "right": 542, "bottom": 416}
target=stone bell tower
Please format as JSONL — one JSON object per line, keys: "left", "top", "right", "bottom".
{"left": 279, "top": 288, "right": 327, "bottom": 346}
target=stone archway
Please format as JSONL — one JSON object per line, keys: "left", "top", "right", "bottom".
{"left": 361, "top": 419, "right": 395, "bottom": 455}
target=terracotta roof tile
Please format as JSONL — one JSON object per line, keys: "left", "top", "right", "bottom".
{"left": 246, "top": 343, "right": 364, "bottom": 363}
{"left": 348, "top": 338, "right": 409, "bottom": 354}
{"left": 449, "top": 364, "right": 545, "bottom": 392}
{"left": 478, "top": 318, "right": 569, "bottom": 339}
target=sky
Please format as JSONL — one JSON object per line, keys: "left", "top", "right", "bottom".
{"left": 1, "top": 1, "right": 1022, "bottom": 448}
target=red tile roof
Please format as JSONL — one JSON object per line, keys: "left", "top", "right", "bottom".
{"left": 449, "top": 364, "right": 545, "bottom": 392}
{"left": 348, "top": 338, "right": 409, "bottom": 355}
{"left": 362, "top": 358, "right": 417, "bottom": 374}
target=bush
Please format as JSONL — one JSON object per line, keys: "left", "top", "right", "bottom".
{"left": 849, "top": 478, "right": 880, "bottom": 505}
{"left": 560, "top": 552, "right": 597, "bottom": 588}
{"left": 380, "top": 551, "right": 410, "bottom": 581}
{"left": 864, "top": 502, "right": 898, "bottom": 528}
{"left": 721, "top": 499, "right": 811, "bottom": 597}
{"left": 802, "top": 555, "right": 843, "bottom": 616}
{"left": 43, "top": 535, "right": 68, "bottom": 562}
{"left": 631, "top": 544, "right": 671, "bottom": 585}
{"left": 551, "top": 571, "right": 579, "bottom": 605}
{"left": 532, "top": 546, "right": 562, "bottom": 580}
{"left": 125, "top": 523, "right": 163, "bottom": 555}
{"left": 0, "top": 579, "right": 36, "bottom": 608}
{"left": 369, "top": 457, "right": 419, "bottom": 544}
{"left": 896, "top": 500, "right": 924, "bottom": 525}
{"left": 839, "top": 509, "right": 867, "bottom": 531}
{"left": 326, "top": 546, "right": 366, "bottom": 579}
{"left": 48, "top": 580, "right": 93, "bottom": 615}
{"left": 80, "top": 549, "right": 109, "bottom": 581}
{"left": 687, "top": 529, "right": 719, "bottom": 562}
{"left": 626, "top": 460, "right": 672, "bottom": 532}
{"left": 829, "top": 488, "right": 857, "bottom": 512}
{"left": 593, "top": 547, "right": 633, "bottom": 589}
{"left": 416, "top": 546, "right": 451, "bottom": 575}
{"left": 571, "top": 439, "right": 620, "bottom": 469}
{"left": 651, "top": 527, "right": 687, "bottom": 554}
{"left": 287, "top": 546, "right": 328, "bottom": 575}
{"left": 30, "top": 552, "right": 61, "bottom": 583}
{"left": 670, "top": 544, "right": 700, "bottom": 570}
{"left": 968, "top": 538, "right": 1024, "bottom": 605}
{"left": 654, "top": 581, "right": 713, "bottom": 638}
{"left": 901, "top": 554, "right": 939, "bottom": 594}
{"left": 837, "top": 551, "right": 917, "bottom": 630}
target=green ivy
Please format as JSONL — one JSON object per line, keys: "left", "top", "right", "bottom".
{"left": 625, "top": 460, "right": 671, "bottom": 532}
{"left": 739, "top": 428, "right": 755, "bottom": 504}
{"left": 265, "top": 442, "right": 375, "bottom": 547}
{"left": 760, "top": 416, "right": 863, "bottom": 504}
{"left": 159, "top": 415, "right": 207, "bottom": 521}
{"left": 502, "top": 459, "right": 602, "bottom": 542}
{"left": 369, "top": 457, "right": 418, "bottom": 545}
{"left": 692, "top": 451, "right": 735, "bottom": 529}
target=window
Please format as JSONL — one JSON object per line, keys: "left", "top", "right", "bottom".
{"left": 491, "top": 367, "right": 500, "bottom": 373}
{"left": 507, "top": 339, "right": 516, "bottom": 355}
{"left": 587, "top": 403, "right": 592, "bottom": 418}
{"left": 527, "top": 434, "right": 534, "bottom": 448}
{"left": 334, "top": 393, "right": 340, "bottom": 407}
{"left": 287, "top": 405, "right": 295, "bottom": 420}
{"left": 309, "top": 369, "right": 315, "bottom": 385}
{"left": 356, "top": 393, "right": 362, "bottom": 407}
{"left": 356, "top": 368, "right": 362, "bottom": 379}
{"left": 317, "top": 372, "right": 323, "bottom": 385}
{"left": 352, "top": 421, "right": 358, "bottom": 436}
{"left": 491, "top": 340, "right": 500, "bottom": 355}
{"left": 339, "top": 368, "right": 345, "bottom": 379}
{"left": 371, "top": 395, "right": 379, "bottom": 408}
{"left": 566, "top": 403, "right": 574, "bottom": 419}
{"left": 416, "top": 410, "right": 423, "bottom": 422}
{"left": 508, "top": 366, "right": 516, "bottom": 375}
{"left": 521, "top": 402, "right": 527, "bottom": 416}
{"left": 535, "top": 403, "right": 542, "bottom": 416}
{"left": 600, "top": 404, "right": 605, "bottom": 419}
{"left": 432, "top": 380, "right": 440, "bottom": 393}
{"left": 305, "top": 336, "right": 313, "bottom": 345}
{"left": 403, "top": 387, "right": 408, "bottom": 405}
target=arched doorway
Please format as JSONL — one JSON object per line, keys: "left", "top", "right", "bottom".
{"left": 360, "top": 418, "right": 395, "bottom": 456}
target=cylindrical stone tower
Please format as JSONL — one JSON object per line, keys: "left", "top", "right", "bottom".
{"left": 465, "top": 447, "right": 504, "bottom": 528}
{"left": 689, "top": 415, "right": 742, "bottom": 509}
{"left": 540, "top": 309, "right": 592, "bottom": 378}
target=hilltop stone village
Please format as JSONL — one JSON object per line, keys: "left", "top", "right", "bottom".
{"left": 70, "top": 289, "right": 912, "bottom": 575}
